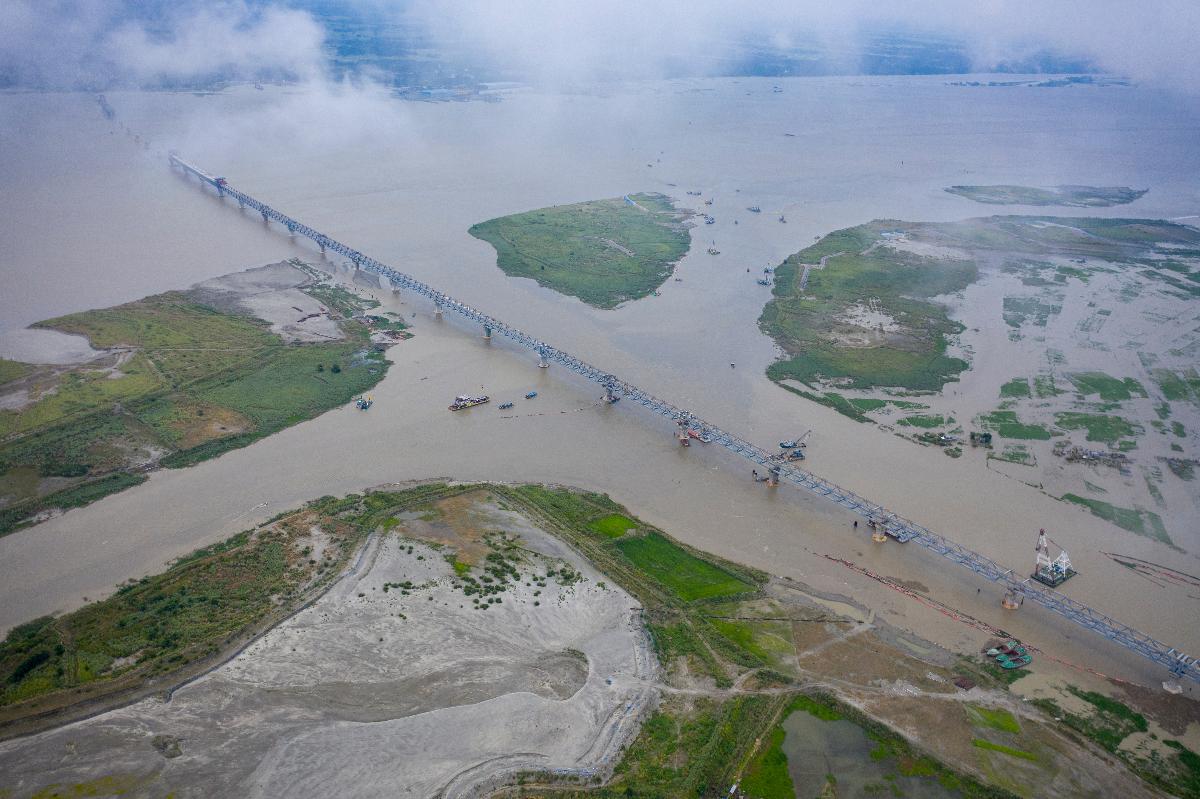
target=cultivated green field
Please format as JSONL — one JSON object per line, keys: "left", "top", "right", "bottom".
{"left": 945, "top": 185, "right": 1147, "bottom": 207}
{"left": 0, "top": 279, "right": 390, "bottom": 536}
{"left": 468, "top": 193, "right": 690, "bottom": 308}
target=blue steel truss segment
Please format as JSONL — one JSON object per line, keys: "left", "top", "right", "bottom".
{"left": 169, "top": 155, "right": 1200, "bottom": 683}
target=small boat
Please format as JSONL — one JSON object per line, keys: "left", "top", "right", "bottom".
{"left": 449, "top": 394, "right": 490, "bottom": 411}
{"left": 524, "top": 391, "right": 538, "bottom": 399}
{"left": 704, "top": 198, "right": 713, "bottom": 206}
{"left": 747, "top": 206, "right": 761, "bottom": 213}
{"left": 787, "top": 449, "right": 806, "bottom": 460}
{"left": 498, "top": 402, "right": 514, "bottom": 410}
{"left": 778, "top": 215, "right": 787, "bottom": 223}
{"left": 756, "top": 278, "right": 771, "bottom": 286}
{"left": 704, "top": 216, "right": 715, "bottom": 225}
{"left": 707, "top": 247, "right": 720, "bottom": 255}
{"left": 354, "top": 395, "right": 373, "bottom": 410}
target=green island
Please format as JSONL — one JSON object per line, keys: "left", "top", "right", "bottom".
{"left": 945, "top": 185, "right": 1148, "bottom": 207}
{"left": 5, "top": 483, "right": 1197, "bottom": 798}
{"left": 468, "top": 193, "right": 691, "bottom": 308}
{"left": 0, "top": 262, "right": 400, "bottom": 537}
{"left": 760, "top": 221, "right": 976, "bottom": 399}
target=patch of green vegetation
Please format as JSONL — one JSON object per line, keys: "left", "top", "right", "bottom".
{"left": 616, "top": 532, "right": 754, "bottom": 602}
{"left": 0, "top": 280, "right": 392, "bottom": 535}
{"left": 707, "top": 617, "right": 794, "bottom": 668}
{"left": 945, "top": 185, "right": 1147, "bottom": 207}
{"left": 1153, "top": 369, "right": 1194, "bottom": 402}
{"left": 1172, "top": 421, "right": 1187, "bottom": 438}
{"left": 1067, "top": 372, "right": 1147, "bottom": 401}
{"left": 898, "top": 413, "right": 952, "bottom": 428}
{"left": 775, "top": 383, "right": 871, "bottom": 423}
{"left": 739, "top": 720, "right": 795, "bottom": 799}
{"left": 990, "top": 444, "right": 1034, "bottom": 466}
{"left": 0, "top": 473, "right": 147, "bottom": 537}
{"left": 760, "top": 221, "right": 976, "bottom": 392}
{"left": 1062, "top": 494, "right": 1171, "bottom": 545}
{"left": 301, "top": 281, "right": 379, "bottom": 318}
{"left": 1054, "top": 412, "right": 1141, "bottom": 443}
{"left": 468, "top": 193, "right": 690, "bottom": 309}
{"left": 1032, "top": 688, "right": 1146, "bottom": 754}
{"left": 979, "top": 410, "right": 1052, "bottom": 440}
{"left": 0, "top": 358, "right": 31, "bottom": 385}
{"left": 967, "top": 706, "right": 1021, "bottom": 734}
{"left": 999, "top": 378, "right": 1031, "bottom": 398}
{"left": 849, "top": 397, "right": 889, "bottom": 411}
{"left": 1033, "top": 374, "right": 1062, "bottom": 398}
{"left": 0, "top": 494, "right": 377, "bottom": 708}
{"left": 1002, "top": 295, "right": 1061, "bottom": 328}
{"left": 972, "top": 739, "right": 1037, "bottom": 761}
{"left": 588, "top": 513, "right": 637, "bottom": 539}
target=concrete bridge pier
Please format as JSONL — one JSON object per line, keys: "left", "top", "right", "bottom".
{"left": 537, "top": 347, "right": 550, "bottom": 368}
{"left": 767, "top": 466, "right": 781, "bottom": 487}
{"left": 434, "top": 302, "right": 443, "bottom": 319}
{"left": 260, "top": 209, "right": 269, "bottom": 224}
{"left": 286, "top": 222, "right": 298, "bottom": 238}
{"left": 603, "top": 384, "right": 619, "bottom": 403}
{"left": 483, "top": 324, "right": 492, "bottom": 340}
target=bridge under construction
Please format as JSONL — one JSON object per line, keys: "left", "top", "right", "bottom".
{"left": 168, "top": 153, "right": 1200, "bottom": 685}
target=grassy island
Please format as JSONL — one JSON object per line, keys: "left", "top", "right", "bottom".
{"left": 0, "top": 263, "right": 397, "bottom": 536}
{"left": 760, "top": 221, "right": 976, "bottom": 395}
{"left": 468, "top": 193, "right": 690, "bottom": 308}
{"left": 945, "top": 185, "right": 1147, "bottom": 207}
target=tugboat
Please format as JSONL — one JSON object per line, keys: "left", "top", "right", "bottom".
{"left": 747, "top": 206, "right": 761, "bottom": 213}
{"left": 524, "top": 391, "right": 538, "bottom": 399}
{"left": 449, "top": 394, "right": 490, "bottom": 411}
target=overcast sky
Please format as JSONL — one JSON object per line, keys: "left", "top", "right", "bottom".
{"left": 1, "top": 1, "right": 1197, "bottom": 91}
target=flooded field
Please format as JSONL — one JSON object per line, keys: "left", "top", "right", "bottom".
{"left": 1, "top": 76, "right": 1199, "bottom": 700}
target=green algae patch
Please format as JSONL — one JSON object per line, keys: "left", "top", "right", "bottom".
{"left": 1062, "top": 494, "right": 1171, "bottom": 545}
{"left": 945, "top": 185, "right": 1147, "bottom": 207}
{"left": 468, "top": 193, "right": 690, "bottom": 309}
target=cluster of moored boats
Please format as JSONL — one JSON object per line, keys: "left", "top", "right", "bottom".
{"left": 449, "top": 391, "right": 537, "bottom": 411}
{"left": 985, "top": 640, "right": 1032, "bottom": 670}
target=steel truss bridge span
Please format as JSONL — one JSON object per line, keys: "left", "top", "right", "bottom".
{"left": 168, "top": 153, "right": 1199, "bottom": 684}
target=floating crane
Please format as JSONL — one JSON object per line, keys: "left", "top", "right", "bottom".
{"left": 1032, "top": 529, "right": 1076, "bottom": 587}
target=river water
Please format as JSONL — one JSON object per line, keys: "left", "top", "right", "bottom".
{"left": 1, "top": 76, "right": 1199, "bottom": 689}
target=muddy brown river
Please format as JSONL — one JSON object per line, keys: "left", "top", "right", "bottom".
{"left": 1, "top": 76, "right": 1198, "bottom": 693}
